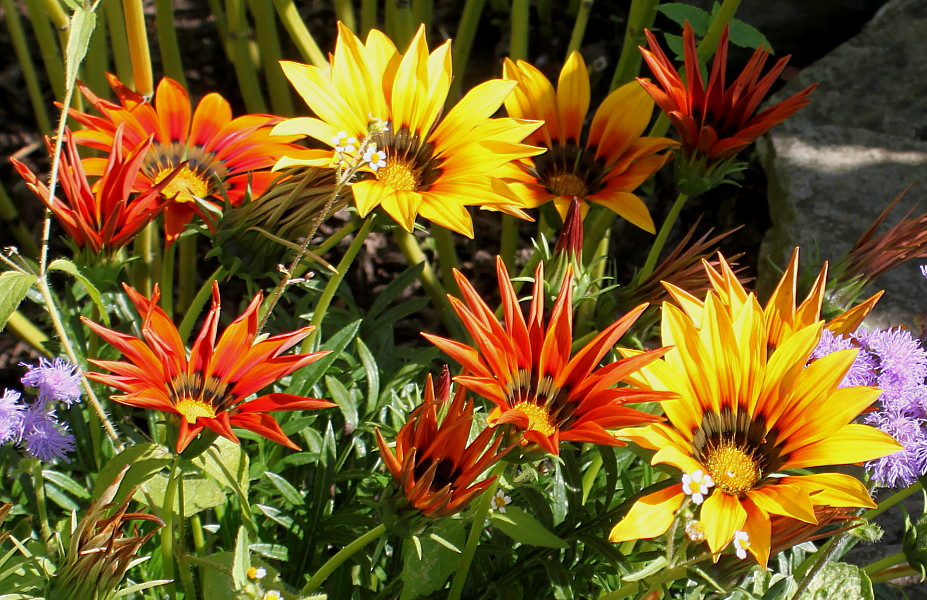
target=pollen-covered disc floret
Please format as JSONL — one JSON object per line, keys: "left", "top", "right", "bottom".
{"left": 609, "top": 256, "right": 902, "bottom": 566}
{"left": 681, "top": 470, "right": 714, "bottom": 504}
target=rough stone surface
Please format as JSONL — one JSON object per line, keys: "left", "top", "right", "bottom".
{"left": 759, "top": 0, "right": 927, "bottom": 328}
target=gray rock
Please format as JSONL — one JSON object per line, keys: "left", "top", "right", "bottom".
{"left": 759, "top": 0, "right": 927, "bottom": 328}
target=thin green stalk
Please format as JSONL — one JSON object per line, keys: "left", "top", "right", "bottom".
{"left": 697, "top": 0, "right": 742, "bottom": 62}
{"left": 3, "top": 0, "right": 52, "bottom": 132}
{"left": 301, "top": 216, "right": 377, "bottom": 351}
{"left": 132, "top": 223, "right": 158, "bottom": 297}
{"left": 160, "top": 239, "right": 176, "bottom": 318}
{"left": 393, "top": 228, "right": 460, "bottom": 336}
{"left": 103, "top": 0, "right": 133, "bottom": 85}
{"left": 314, "top": 220, "right": 359, "bottom": 256}
{"left": 6, "top": 312, "right": 52, "bottom": 356}
{"left": 447, "top": 0, "right": 486, "bottom": 102}
{"left": 122, "top": 0, "right": 153, "bottom": 96}
{"left": 177, "top": 235, "right": 197, "bottom": 313}
{"left": 178, "top": 266, "right": 227, "bottom": 341}
{"left": 155, "top": 0, "right": 186, "bottom": 86}
{"left": 385, "top": 0, "right": 414, "bottom": 47}
{"left": 360, "top": 0, "right": 377, "bottom": 36}
{"left": 300, "top": 523, "right": 388, "bottom": 595}
{"left": 869, "top": 564, "right": 919, "bottom": 585}
{"left": 412, "top": 0, "right": 432, "bottom": 33}
{"left": 226, "top": 0, "right": 267, "bottom": 113}
{"left": 31, "top": 460, "right": 53, "bottom": 549}
{"left": 499, "top": 217, "right": 520, "bottom": 274}
{"left": 639, "top": 192, "right": 688, "bottom": 282}
{"left": 249, "top": 0, "right": 293, "bottom": 116}
{"left": 509, "top": 0, "right": 529, "bottom": 60}
{"left": 431, "top": 224, "right": 461, "bottom": 297}
{"left": 610, "top": 0, "right": 659, "bottom": 89}
{"left": 863, "top": 551, "right": 907, "bottom": 576}
{"left": 273, "top": 0, "right": 328, "bottom": 68}
{"left": 566, "top": 0, "right": 594, "bottom": 55}
{"left": 82, "top": 1, "right": 111, "bottom": 96}
{"left": 40, "top": 0, "right": 69, "bottom": 33}
{"left": 864, "top": 481, "right": 922, "bottom": 520}
{"left": 448, "top": 462, "right": 506, "bottom": 600}
{"left": 334, "top": 0, "right": 357, "bottom": 32}
{"left": 207, "top": 0, "right": 231, "bottom": 55}
{"left": 23, "top": 0, "right": 65, "bottom": 99}
{"left": 160, "top": 457, "right": 181, "bottom": 599}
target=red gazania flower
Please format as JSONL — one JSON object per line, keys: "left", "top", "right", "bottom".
{"left": 424, "top": 257, "right": 672, "bottom": 455}
{"left": 375, "top": 370, "right": 511, "bottom": 518}
{"left": 83, "top": 284, "right": 334, "bottom": 453}
{"left": 69, "top": 74, "right": 302, "bottom": 244}
{"left": 639, "top": 22, "right": 815, "bottom": 165}
{"left": 11, "top": 127, "right": 170, "bottom": 255}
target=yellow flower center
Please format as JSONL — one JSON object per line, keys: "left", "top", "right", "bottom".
{"left": 155, "top": 165, "right": 210, "bottom": 203}
{"left": 174, "top": 398, "right": 217, "bottom": 424}
{"left": 375, "top": 160, "right": 420, "bottom": 192}
{"left": 546, "top": 172, "right": 588, "bottom": 197}
{"left": 511, "top": 401, "right": 557, "bottom": 436}
{"left": 704, "top": 443, "right": 762, "bottom": 495}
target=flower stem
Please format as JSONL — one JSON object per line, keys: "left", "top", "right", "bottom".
{"left": 448, "top": 462, "right": 506, "bottom": 600}
{"left": 177, "top": 235, "right": 197, "bottom": 313}
{"left": 609, "top": 0, "right": 659, "bottom": 89}
{"left": 154, "top": 0, "right": 186, "bottom": 86}
{"left": 272, "top": 0, "right": 327, "bottom": 68}
{"left": 864, "top": 481, "right": 922, "bottom": 520}
{"left": 639, "top": 192, "right": 689, "bottom": 282}
{"left": 566, "top": 0, "right": 594, "bottom": 55}
{"left": 31, "top": 459, "right": 53, "bottom": 550}
{"left": 160, "top": 456, "right": 181, "bottom": 599}
{"left": 160, "top": 238, "right": 176, "bottom": 318}
{"left": 393, "top": 228, "right": 459, "bottom": 336}
{"left": 2, "top": 0, "right": 52, "bottom": 133}
{"left": 863, "top": 551, "right": 907, "bottom": 577}
{"left": 225, "top": 0, "right": 267, "bottom": 113}
{"left": 103, "top": 0, "right": 134, "bottom": 84}
{"left": 697, "top": 0, "right": 742, "bottom": 62}
{"left": 121, "top": 0, "right": 153, "bottom": 96}
{"left": 509, "top": 0, "right": 529, "bottom": 60}
{"left": 360, "top": 0, "right": 377, "bottom": 36}
{"left": 301, "top": 215, "right": 377, "bottom": 351}
{"left": 300, "top": 522, "right": 387, "bottom": 595}
{"left": 448, "top": 0, "right": 487, "bottom": 102}
{"left": 178, "top": 265, "right": 227, "bottom": 341}
{"left": 431, "top": 224, "right": 461, "bottom": 297}
{"left": 23, "top": 0, "right": 65, "bottom": 100}
{"left": 249, "top": 0, "right": 293, "bottom": 116}
{"left": 6, "top": 312, "right": 51, "bottom": 357}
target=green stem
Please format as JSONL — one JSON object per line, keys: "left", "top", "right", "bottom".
{"left": 639, "top": 192, "right": 688, "bottom": 282}
{"left": 869, "top": 564, "right": 919, "bottom": 585}
{"left": 82, "top": 1, "right": 111, "bottom": 98}
{"left": 155, "top": 0, "right": 187, "bottom": 86}
{"left": 160, "top": 238, "right": 176, "bottom": 318}
{"left": 177, "top": 235, "right": 196, "bottom": 313}
{"left": 103, "top": 0, "right": 134, "bottom": 85}
{"left": 160, "top": 457, "right": 180, "bottom": 599}
{"left": 863, "top": 551, "right": 907, "bottom": 576}
{"left": 132, "top": 222, "right": 158, "bottom": 297}
{"left": 447, "top": 0, "right": 486, "bottom": 102}
{"left": 24, "top": 0, "right": 65, "bottom": 99}
{"left": 300, "top": 523, "right": 388, "bottom": 595}
{"left": 412, "top": 0, "right": 432, "bottom": 33}
{"left": 301, "top": 216, "right": 377, "bottom": 351}
{"left": 393, "top": 228, "right": 459, "bottom": 335}
{"left": 273, "top": 0, "right": 328, "bottom": 68}
{"left": 789, "top": 527, "right": 856, "bottom": 600}
{"left": 431, "top": 224, "right": 461, "bottom": 297}
{"left": 178, "top": 266, "right": 227, "bottom": 341}
{"left": 609, "top": 0, "right": 659, "bottom": 89}
{"left": 2, "top": 0, "right": 52, "bottom": 132}
{"left": 509, "top": 0, "right": 529, "bottom": 59}
{"left": 499, "top": 216, "right": 519, "bottom": 275}
{"left": 360, "top": 0, "right": 377, "bottom": 36}
{"left": 566, "top": 0, "right": 594, "bottom": 55}
{"left": 122, "top": 0, "right": 153, "bottom": 96}
{"left": 580, "top": 449, "right": 602, "bottom": 504}
{"left": 6, "top": 312, "right": 52, "bottom": 356}
{"left": 31, "top": 459, "right": 53, "bottom": 549}
{"left": 864, "top": 481, "right": 922, "bottom": 520}
{"left": 385, "top": 0, "right": 414, "bottom": 47}
{"left": 448, "top": 462, "right": 506, "bottom": 600}
{"left": 314, "top": 219, "right": 359, "bottom": 256}
{"left": 249, "top": 0, "right": 293, "bottom": 116}
{"left": 697, "top": 0, "right": 742, "bottom": 62}
{"left": 225, "top": 0, "right": 267, "bottom": 113}
{"left": 333, "top": 0, "right": 356, "bottom": 32}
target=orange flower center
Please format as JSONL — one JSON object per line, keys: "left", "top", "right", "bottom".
{"left": 376, "top": 160, "right": 420, "bottom": 192}
{"left": 511, "top": 401, "right": 556, "bottom": 437}
{"left": 546, "top": 172, "right": 588, "bottom": 197}
{"left": 704, "top": 443, "right": 762, "bottom": 495}
{"left": 174, "top": 398, "right": 217, "bottom": 424}
{"left": 155, "top": 165, "right": 210, "bottom": 203}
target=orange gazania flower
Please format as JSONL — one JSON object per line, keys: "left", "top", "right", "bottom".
{"left": 639, "top": 23, "right": 814, "bottom": 188}
{"left": 424, "top": 257, "right": 671, "bottom": 455}
{"left": 375, "top": 370, "right": 510, "bottom": 518}
{"left": 502, "top": 51, "right": 676, "bottom": 231}
{"left": 608, "top": 280, "right": 900, "bottom": 566}
{"left": 11, "top": 127, "right": 169, "bottom": 255}
{"left": 83, "top": 284, "right": 334, "bottom": 453}
{"left": 69, "top": 74, "right": 302, "bottom": 244}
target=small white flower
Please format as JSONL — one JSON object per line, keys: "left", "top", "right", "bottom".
{"left": 681, "top": 470, "right": 714, "bottom": 505}
{"left": 490, "top": 489, "right": 512, "bottom": 513}
{"left": 332, "top": 131, "right": 357, "bottom": 154}
{"left": 732, "top": 530, "right": 750, "bottom": 560}
{"left": 262, "top": 591, "right": 282, "bottom": 600}
{"left": 684, "top": 520, "right": 705, "bottom": 542}
{"left": 247, "top": 566, "right": 267, "bottom": 580}
{"left": 363, "top": 144, "right": 387, "bottom": 171}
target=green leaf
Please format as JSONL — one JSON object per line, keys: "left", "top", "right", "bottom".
{"left": 490, "top": 506, "right": 568, "bottom": 549}
{"left": 48, "top": 259, "right": 110, "bottom": 325}
{"left": 201, "top": 552, "right": 237, "bottom": 600}
{"left": 64, "top": 8, "right": 97, "bottom": 88}
{"left": 728, "top": 19, "right": 772, "bottom": 52}
{"left": 138, "top": 465, "right": 227, "bottom": 516}
{"left": 325, "top": 375, "right": 358, "bottom": 430}
{"left": 232, "top": 527, "right": 250, "bottom": 589}
{"left": 355, "top": 338, "right": 380, "bottom": 415}
{"left": 287, "top": 320, "right": 362, "bottom": 396}
{"left": 399, "top": 520, "right": 466, "bottom": 600}
{"left": 657, "top": 3, "right": 710, "bottom": 34}
{"left": 93, "top": 442, "right": 172, "bottom": 501}
{"left": 797, "top": 562, "right": 873, "bottom": 600}
{"left": 249, "top": 543, "right": 288, "bottom": 561}
{"left": 0, "top": 272, "right": 36, "bottom": 332}
{"left": 193, "top": 437, "right": 250, "bottom": 501}
{"left": 41, "top": 469, "right": 90, "bottom": 500}
{"left": 264, "top": 470, "right": 304, "bottom": 506}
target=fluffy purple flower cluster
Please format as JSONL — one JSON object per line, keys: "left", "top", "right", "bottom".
{"left": 0, "top": 358, "right": 82, "bottom": 463}
{"left": 812, "top": 326, "right": 927, "bottom": 487}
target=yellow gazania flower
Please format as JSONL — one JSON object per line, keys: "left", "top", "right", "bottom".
{"left": 663, "top": 248, "right": 883, "bottom": 349}
{"left": 272, "top": 23, "right": 544, "bottom": 237}
{"left": 608, "top": 289, "right": 901, "bottom": 566}
{"left": 501, "top": 51, "right": 676, "bottom": 232}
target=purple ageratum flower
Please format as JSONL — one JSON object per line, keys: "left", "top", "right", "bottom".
{"left": 811, "top": 329, "right": 878, "bottom": 388}
{"left": 20, "top": 358, "right": 82, "bottom": 407}
{"left": 0, "top": 389, "right": 25, "bottom": 444}
{"left": 858, "top": 327, "right": 927, "bottom": 395}
{"left": 20, "top": 407, "right": 75, "bottom": 463}
{"left": 865, "top": 408, "right": 927, "bottom": 487}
